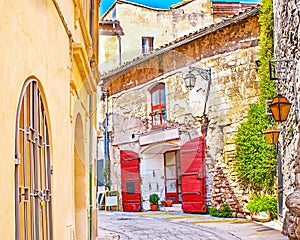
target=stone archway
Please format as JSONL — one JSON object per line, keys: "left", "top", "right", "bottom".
{"left": 74, "top": 114, "right": 88, "bottom": 240}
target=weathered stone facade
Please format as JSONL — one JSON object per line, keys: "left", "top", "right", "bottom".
{"left": 99, "top": 8, "right": 260, "bottom": 213}
{"left": 273, "top": 0, "right": 300, "bottom": 238}
{"left": 99, "top": 0, "right": 216, "bottom": 71}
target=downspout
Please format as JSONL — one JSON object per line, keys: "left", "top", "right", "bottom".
{"left": 89, "top": 1, "right": 95, "bottom": 240}
{"left": 117, "top": 34, "right": 122, "bottom": 65}
{"left": 103, "top": 91, "right": 110, "bottom": 189}
{"left": 88, "top": 95, "right": 93, "bottom": 240}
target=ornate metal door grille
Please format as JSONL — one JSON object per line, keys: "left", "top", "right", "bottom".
{"left": 15, "top": 79, "right": 53, "bottom": 240}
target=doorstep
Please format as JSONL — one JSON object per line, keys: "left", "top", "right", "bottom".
{"left": 161, "top": 204, "right": 182, "bottom": 212}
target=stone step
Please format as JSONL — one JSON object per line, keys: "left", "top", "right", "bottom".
{"left": 161, "top": 204, "right": 182, "bottom": 212}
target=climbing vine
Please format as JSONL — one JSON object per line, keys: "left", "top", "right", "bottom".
{"left": 235, "top": 0, "right": 277, "bottom": 193}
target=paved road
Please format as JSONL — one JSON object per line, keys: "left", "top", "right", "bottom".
{"left": 97, "top": 211, "right": 288, "bottom": 240}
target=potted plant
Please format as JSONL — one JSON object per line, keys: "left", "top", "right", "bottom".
{"left": 161, "top": 200, "right": 166, "bottom": 207}
{"left": 165, "top": 199, "right": 173, "bottom": 207}
{"left": 149, "top": 193, "right": 160, "bottom": 211}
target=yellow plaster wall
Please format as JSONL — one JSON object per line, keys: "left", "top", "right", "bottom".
{"left": 0, "top": 1, "right": 97, "bottom": 239}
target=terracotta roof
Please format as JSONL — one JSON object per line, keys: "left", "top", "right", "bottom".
{"left": 99, "top": 20, "right": 124, "bottom": 36}
{"left": 101, "top": 6, "right": 260, "bottom": 81}
{"left": 211, "top": 2, "right": 259, "bottom": 17}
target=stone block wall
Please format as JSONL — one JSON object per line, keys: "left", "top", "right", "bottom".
{"left": 99, "top": 8, "right": 261, "bottom": 214}
{"left": 274, "top": 0, "right": 300, "bottom": 237}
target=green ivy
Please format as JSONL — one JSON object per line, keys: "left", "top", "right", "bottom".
{"left": 235, "top": 103, "right": 277, "bottom": 192}
{"left": 247, "top": 194, "right": 278, "bottom": 218}
{"left": 235, "top": 0, "right": 277, "bottom": 193}
{"left": 258, "top": 0, "right": 276, "bottom": 101}
{"left": 208, "top": 204, "right": 233, "bottom": 218}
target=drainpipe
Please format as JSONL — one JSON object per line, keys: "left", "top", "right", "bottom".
{"left": 89, "top": 1, "right": 95, "bottom": 240}
{"left": 103, "top": 91, "right": 110, "bottom": 189}
{"left": 117, "top": 35, "right": 122, "bottom": 65}
{"left": 88, "top": 95, "right": 93, "bottom": 240}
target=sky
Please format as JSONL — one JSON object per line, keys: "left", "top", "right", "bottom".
{"left": 100, "top": 0, "right": 261, "bottom": 16}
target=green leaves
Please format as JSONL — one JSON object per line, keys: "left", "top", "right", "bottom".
{"left": 235, "top": 103, "right": 277, "bottom": 192}
{"left": 247, "top": 195, "right": 278, "bottom": 218}
{"left": 208, "top": 204, "right": 233, "bottom": 218}
{"left": 234, "top": 0, "right": 276, "bottom": 194}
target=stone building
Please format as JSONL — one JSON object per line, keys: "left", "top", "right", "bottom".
{"left": 273, "top": 0, "right": 300, "bottom": 238}
{"left": 98, "top": 7, "right": 260, "bottom": 213}
{"left": 0, "top": 1, "right": 100, "bottom": 239}
{"left": 99, "top": 0, "right": 259, "bottom": 72}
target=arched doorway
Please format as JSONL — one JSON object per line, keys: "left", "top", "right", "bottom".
{"left": 15, "top": 78, "right": 53, "bottom": 240}
{"left": 74, "top": 114, "right": 88, "bottom": 239}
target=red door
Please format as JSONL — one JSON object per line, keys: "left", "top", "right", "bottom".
{"left": 180, "top": 137, "right": 206, "bottom": 213}
{"left": 120, "top": 150, "right": 141, "bottom": 212}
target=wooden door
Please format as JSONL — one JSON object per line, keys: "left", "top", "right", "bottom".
{"left": 180, "top": 137, "right": 206, "bottom": 213}
{"left": 120, "top": 150, "right": 141, "bottom": 212}
{"left": 164, "top": 151, "right": 178, "bottom": 203}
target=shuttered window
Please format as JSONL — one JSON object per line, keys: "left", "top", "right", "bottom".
{"left": 150, "top": 83, "right": 167, "bottom": 128}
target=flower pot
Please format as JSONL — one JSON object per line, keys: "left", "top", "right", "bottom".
{"left": 150, "top": 204, "right": 158, "bottom": 211}
{"left": 166, "top": 200, "right": 173, "bottom": 207}
{"left": 251, "top": 211, "right": 271, "bottom": 222}
{"left": 161, "top": 200, "right": 166, "bottom": 207}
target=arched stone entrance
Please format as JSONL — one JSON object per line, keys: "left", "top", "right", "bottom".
{"left": 74, "top": 114, "right": 88, "bottom": 240}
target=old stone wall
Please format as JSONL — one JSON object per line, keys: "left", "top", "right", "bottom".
{"left": 273, "top": 0, "right": 300, "bottom": 237}
{"left": 100, "top": 0, "right": 215, "bottom": 70}
{"left": 100, "top": 8, "right": 261, "bottom": 213}
{"left": 103, "top": 45, "right": 259, "bottom": 212}
{"left": 104, "top": 13, "right": 259, "bottom": 96}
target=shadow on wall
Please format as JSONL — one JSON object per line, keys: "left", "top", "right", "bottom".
{"left": 210, "top": 165, "right": 243, "bottom": 214}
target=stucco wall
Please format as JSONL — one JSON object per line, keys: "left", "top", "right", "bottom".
{"left": 0, "top": 1, "right": 98, "bottom": 239}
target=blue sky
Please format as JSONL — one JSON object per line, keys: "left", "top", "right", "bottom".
{"left": 100, "top": 0, "right": 182, "bottom": 16}
{"left": 100, "top": 0, "right": 261, "bottom": 16}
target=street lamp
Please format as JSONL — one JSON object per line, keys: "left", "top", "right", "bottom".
{"left": 264, "top": 125, "right": 280, "bottom": 145}
{"left": 269, "top": 94, "right": 291, "bottom": 122}
{"left": 184, "top": 66, "right": 212, "bottom": 136}
{"left": 268, "top": 59, "right": 298, "bottom": 123}
{"left": 184, "top": 66, "right": 211, "bottom": 91}
{"left": 184, "top": 73, "right": 196, "bottom": 90}
{"left": 263, "top": 59, "right": 298, "bottom": 145}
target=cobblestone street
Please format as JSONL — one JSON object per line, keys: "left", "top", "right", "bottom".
{"left": 97, "top": 211, "right": 288, "bottom": 240}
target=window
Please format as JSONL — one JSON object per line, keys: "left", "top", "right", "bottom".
{"left": 142, "top": 37, "right": 154, "bottom": 54}
{"left": 15, "top": 79, "right": 53, "bottom": 239}
{"left": 150, "top": 83, "right": 167, "bottom": 127}
{"left": 112, "top": 7, "right": 116, "bottom": 19}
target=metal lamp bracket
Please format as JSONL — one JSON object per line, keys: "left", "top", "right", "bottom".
{"left": 269, "top": 59, "right": 299, "bottom": 124}
{"left": 188, "top": 66, "right": 211, "bottom": 81}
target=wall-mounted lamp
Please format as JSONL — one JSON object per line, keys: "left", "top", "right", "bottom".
{"left": 184, "top": 66, "right": 211, "bottom": 91}
{"left": 184, "top": 66, "right": 212, "bottom": 123}
{"left": 264, "top": 125, "right": 280, "bottom": 145}
{"left": 264, "top": 59, "right": 298, "bottom": 145}
{"left": 269, "top": 59, "right": 298, "bottom": 123}
{"left": 269, "top": 94, "right": 291, "bottom": 122}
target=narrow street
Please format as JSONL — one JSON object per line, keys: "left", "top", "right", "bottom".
{"left": 97, "top": 211, "right": 288, "bottom": 240}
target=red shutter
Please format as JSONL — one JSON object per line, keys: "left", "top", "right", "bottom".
{"left": 180, "top": 137, "right": 206, "bottom": 213}
{"left": 120, "top": 150, "right": 141, "bottom": 212}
